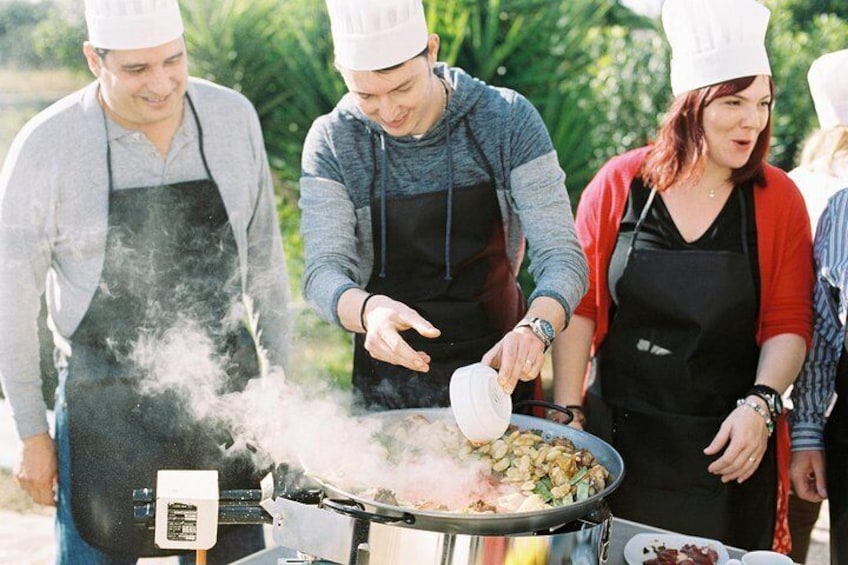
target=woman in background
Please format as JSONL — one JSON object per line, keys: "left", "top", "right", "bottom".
{"left": 789, "top": 48, "right": 848, "bottom": 565}
{"left": 789, "top": 49, "right": 848, "bottom": 234}
{"left": 552, "top": 0, "right": 813, "bottom": 551}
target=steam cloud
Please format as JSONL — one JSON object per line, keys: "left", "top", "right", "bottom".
{"left": 129, "top": 319, "right": 491, "bottom": 508}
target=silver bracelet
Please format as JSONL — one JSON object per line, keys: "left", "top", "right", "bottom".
{"left": 736, "top": 398, "right": 774, "bottom": 436}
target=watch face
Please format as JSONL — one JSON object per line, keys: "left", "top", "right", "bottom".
{"left": 535, "top": 318, "right": 555, "bottom": 341}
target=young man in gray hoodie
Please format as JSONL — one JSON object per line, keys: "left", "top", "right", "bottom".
{"left": 300, "top": 0, "right": 587, "bottom": 410}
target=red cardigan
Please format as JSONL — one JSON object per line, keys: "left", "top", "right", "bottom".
{"left": 574, "top": 146, "right": 814, "bottom": 352}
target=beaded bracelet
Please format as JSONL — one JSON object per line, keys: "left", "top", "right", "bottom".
{"left": 359, "top": 293, "right": 378, "bottom": 332}
{"left": 736, "top": 398, "right": 774, "bottom": 436}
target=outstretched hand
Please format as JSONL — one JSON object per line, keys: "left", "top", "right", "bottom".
{"left": 362, "top": 295, "right": 440, "bottom": 372}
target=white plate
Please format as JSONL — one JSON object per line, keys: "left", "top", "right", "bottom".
{"left": 623, "top": 532, "right": 730, "bottom": 565}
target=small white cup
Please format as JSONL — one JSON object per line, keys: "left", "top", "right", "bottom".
{"left": 726, "top": 551, "right": 794, "bottom": 565}
{"left": 449, "top": 362, "right": 512, "bottom": 442}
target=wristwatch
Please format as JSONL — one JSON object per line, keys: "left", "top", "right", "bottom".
{"left": 516, "top": 317, "right": 555, "bottom": 351}
{"left": 748, "top": 384, "right": 783, "bottom": 421}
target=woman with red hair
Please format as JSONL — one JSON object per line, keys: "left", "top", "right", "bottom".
{"left": 552, "top": 0, "right": 812, "bottom": 551}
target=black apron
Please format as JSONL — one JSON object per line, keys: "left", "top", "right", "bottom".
{"left": 352, "top": 178, "right": 536, "bottom": 410}
{"left": 587, "top": 187, "right": 776, "bottom": 549}
{"left": 64, "top": 97, "right": 261, "bottom": 557}
{"left": 825, "top": 341, "right": 848, "bottom": 564}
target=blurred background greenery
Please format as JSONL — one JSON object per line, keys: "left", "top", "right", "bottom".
{"left": 1, "top": 0, "right": 846, "bottom": 393}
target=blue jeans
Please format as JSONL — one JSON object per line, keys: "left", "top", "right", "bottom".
{"left": 54, "top": 367, "right": 265, "bottom": 564}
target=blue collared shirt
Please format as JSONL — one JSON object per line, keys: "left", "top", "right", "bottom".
{"left": 791, "top": 186, "right": 848, "bottom": 450}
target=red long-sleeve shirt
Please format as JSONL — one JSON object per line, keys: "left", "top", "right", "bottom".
{"left": 574, "top": 146, "right": 813, "bottom": 353}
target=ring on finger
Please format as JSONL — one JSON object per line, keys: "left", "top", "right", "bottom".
{"left": 524, "top": 358, "right": 533, "bottom": 366}
{"left": 748, "top": 455, "right": 756, "bottom": 462}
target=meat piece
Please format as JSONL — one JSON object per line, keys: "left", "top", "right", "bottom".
{"left": 414, "top": 500, "right": 449, "bottom": 511}
{"left": 642, "top": 543, "right": 719, "bottom": 565}
{"left": 650, "top": 546, "right": 681, "bottom": 565}
{"left": 680, "top": 543, "right": 719, "bottom": 565}
{"left": 465, "top": 499, "right": 497, "bottom": 513}
{"left": 366, "top": 487, "right": 398, "bottom": 505}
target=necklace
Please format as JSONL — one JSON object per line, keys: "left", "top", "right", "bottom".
{"left": 702, "top": 179, "right": 730, "bottom": 199}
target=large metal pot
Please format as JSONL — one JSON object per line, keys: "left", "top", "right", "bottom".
{"left": 305, "top": 407, "right": 624, "bottom": 537}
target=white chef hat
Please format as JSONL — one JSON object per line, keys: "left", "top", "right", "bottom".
{"left": 662, "top": 0, "right": 772, "bottom": 96}
{"left": 85, "top": 0, "right": 184, "bottom": 50}
{"left": 326, "top": 0, "right": 429, "bottom": 71}
{"left": 808, "top": 49, "right": 848, "bottom": 130}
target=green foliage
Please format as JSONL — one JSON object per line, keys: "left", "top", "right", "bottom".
{"left": 426, "top": 0, "right": 616, "bottom": 196}
{"left": 0, "top": 0, "right": 86, "bottom": 71}
{"left": 181, "top": 0, "right": 345, "bottom": 178}
{"left": 10, "top": 0, "right": 848, "bottom": 181}
{"left": 765, "top": 0, "right": 848, "bottom": 168}
{"left": 0, "top": 1, "right": 51, "bottom": 67}
{"left": 30, "top": 4, "right": 87, "bottom": 73}
{"left": 782, "top": 0, "right": 848, "bottom": 28}
{"left": 180, "top": 0, "right": 618, "bottom": 194}
{"left": 580, "top": 24, "right": 669, "bottom": 192}
{"left": 5, "top": 0, "right": 846, "bottom": 386}
{"left": 0, "top": 1, "right": 47, "bottom": 34}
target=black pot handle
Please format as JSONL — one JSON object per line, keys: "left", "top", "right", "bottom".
{"left": 320, "top": 498, "right": 417, "bottom": 526}
{"left": 514, "top": 399, "right": 575, "bottom": 425}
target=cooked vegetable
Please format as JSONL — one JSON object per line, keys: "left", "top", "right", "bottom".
{"left": 347, "top": 419, "right": 612, "bottom": 515}
{"left": 469, "top": 426, "right": 609, "bottom": 510}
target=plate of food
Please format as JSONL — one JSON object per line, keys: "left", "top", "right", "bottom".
{"left": 623, "top": 532, "right": 729, "bottom": 565}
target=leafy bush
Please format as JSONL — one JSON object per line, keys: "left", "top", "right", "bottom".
{"left": 426, "top": 0, "right": 617, "bottom": 196}
{"left": 8, "top": 0, "right": 845, "bottom": 385}
{"left": 181, "top": 0, "right": 344, "bottom": 179}
{"left": 0, "top": 1, "right": 53, "bottom": 67}
{"left": 29, "top": 2, "right": 86, "bottom": 72}
{"left": 766, "top": 0, "right": 848, "bottom": 168}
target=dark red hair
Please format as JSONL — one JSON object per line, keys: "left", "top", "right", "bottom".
{"left": 641, "top": 76, "right": 774, "bottom": 192}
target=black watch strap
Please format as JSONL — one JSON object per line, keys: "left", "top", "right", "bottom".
{"left": 748, "top": 384, "right": 782, "bottom": 420}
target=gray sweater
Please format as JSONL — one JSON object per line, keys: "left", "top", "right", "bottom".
{"left": 300, "top": 64, "right": 587, "bottom": 326}
{"left": 0, "top": 78, "right": 291, "bottom": 438}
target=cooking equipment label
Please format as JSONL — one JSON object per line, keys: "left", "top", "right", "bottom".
{"left": 166, "top": 502, "right": 198, "bottom": 541}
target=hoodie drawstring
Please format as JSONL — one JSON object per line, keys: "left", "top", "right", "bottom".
{"left": 378, "top": 133, "right": 388, "bottom": 278}
{"left": 443, "top": 123, "right": 454, "bottom": 281}
{"left": 375, "top": 80, "right": 454, "bottom": 281}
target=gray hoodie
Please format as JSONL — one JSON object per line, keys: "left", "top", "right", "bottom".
{"left": 300, "top": 63, "right": 587, "bottom": 326}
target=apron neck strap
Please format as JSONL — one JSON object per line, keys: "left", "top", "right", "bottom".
{"left": 101, "top": 92, "right": 213, "bottom": 192}
{"left": 627, "top": 184, "right": 748, "bottom": 262}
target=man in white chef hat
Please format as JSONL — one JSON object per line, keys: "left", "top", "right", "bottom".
{"left": 299, "top": 0, "right": 587, "bottom": 416}
{"left": 789, "top": 47, "right": 848, "bottom": 565}
{"left": 0, "top": 0, "right": 290, "bottom": 562}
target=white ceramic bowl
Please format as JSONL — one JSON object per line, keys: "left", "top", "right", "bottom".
{"left": 449, "top": 362, "right": 512, "bottom": 442}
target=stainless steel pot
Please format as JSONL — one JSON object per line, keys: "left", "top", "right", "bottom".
{"left": 304, "top": 407, "right": 624, "bottom": 537}
{"left": 257, "top": 494, "right": 612, "bottom": 565}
